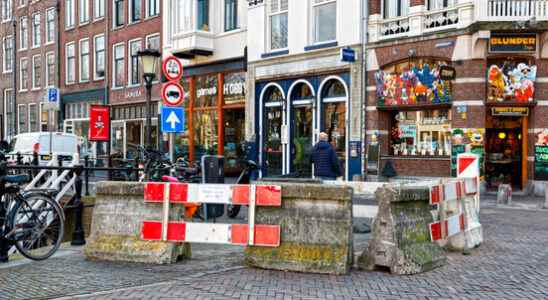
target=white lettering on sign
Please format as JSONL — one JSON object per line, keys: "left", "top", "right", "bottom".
{"left": 223, "top": 82, "right": 245, "bottom": 95}
{"left": 198, "top": 185, "right": 232, "bottom": 204}
{"left": 197, "top": 87, "right": 217, "bottom": 98}
{"left": 126, "top": 90, "right": 143, "bottom": 98}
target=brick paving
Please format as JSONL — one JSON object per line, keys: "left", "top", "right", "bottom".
{"left": 1, "top": 207, "right": 548, "bottom": 300}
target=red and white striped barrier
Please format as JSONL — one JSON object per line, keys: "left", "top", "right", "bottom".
{"left": 428, "top": 177, "right": 479, "bottom": 242}
{"left": 140, "top": 183, "right": 282, "bottom": 247}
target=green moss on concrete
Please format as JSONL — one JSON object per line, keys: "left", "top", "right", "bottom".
{"left": 245, "top": 242, "right": 351, "bottom": 275}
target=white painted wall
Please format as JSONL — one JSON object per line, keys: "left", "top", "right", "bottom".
{"left": 247, "top": 0, "right": 363, "bottom": 62}
{"left": 162, "top": 0, "right": 248, "bottom": 64}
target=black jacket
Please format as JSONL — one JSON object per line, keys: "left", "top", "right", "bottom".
{"left": 311, "top": 141, "right": 342, "bottom": 178}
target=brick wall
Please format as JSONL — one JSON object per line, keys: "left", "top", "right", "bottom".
{"left": 380, "top": 158, "right": 451, "bottom": 178}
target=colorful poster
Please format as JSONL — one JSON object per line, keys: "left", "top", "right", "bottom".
{"left": 487, "top": 62, "right": 536, "bottom": 103}
{"left": 89, "top": 105, "right": 110, "bottom": 142}
{"left": 535, "top": 130, "right": 548, "bottom": 180}
{"left": 375, "top": 61, "right": 453, "bottom": 107}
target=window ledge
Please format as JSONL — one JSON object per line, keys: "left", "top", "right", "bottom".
{"left": 217, "top": 28, "right": 245, "bottom": 38}
{"left": 261, "top": 49, "right": 289, "bottom": 59}
{"left": 93, "top": 17, "right": 105, "bottom": 23}
{"left": 304, "top": 41, "right": 338, "bottom": 52}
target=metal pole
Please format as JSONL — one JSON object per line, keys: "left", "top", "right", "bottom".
{"left": 12, "top": 20, "right": 17, "bottom": 137}
{"left": 145, "top": 80, "right": 152, "bottom": 150}
{"left": 169, "top": 133, "right": 174, "bottom": 163}
{"left": 71, "top": 165, "right": 86, "bottom": 246}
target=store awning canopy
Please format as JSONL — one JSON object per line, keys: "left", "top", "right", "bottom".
{"left": 173, "top": 48, "right": 214, "bottom": 60}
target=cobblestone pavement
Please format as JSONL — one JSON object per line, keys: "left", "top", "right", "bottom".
{"left": 1, "top": 207, "right": 548, "bottom": 300}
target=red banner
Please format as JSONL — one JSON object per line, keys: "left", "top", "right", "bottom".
{"left": 89, "top": 105, "right": 110, "bottom": 142}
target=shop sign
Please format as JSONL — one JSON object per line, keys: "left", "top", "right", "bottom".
{"left": 489, "top": 33, "right": 537, "bottom": 53}
{"left": 89, "top": 105, "right": 110, "bottom": 142}
{"left": 491, "top": 107, "right": 529, "bottom": 117}
{"left": 223, "top": 72, "right": 246, "bottom": 105}
{"left": 439, "top": 66, "right": 456, "bottom": 81}
{"left": 162, "top": 56, "right": 183, "bottom": 82}
{"left": 534, "top": 145, "right": 548, "bottom": 181}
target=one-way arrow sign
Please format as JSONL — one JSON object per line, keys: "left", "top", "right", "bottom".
{"left": 161, "top": 106, "right": 185, "bottom": 133}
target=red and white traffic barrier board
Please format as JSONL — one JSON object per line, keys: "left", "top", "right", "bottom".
{"left": 429, "top": 213, "right": 465, "bottom": 241}
{"left": 141, "top": 183, "right": 282, "bottom": 247}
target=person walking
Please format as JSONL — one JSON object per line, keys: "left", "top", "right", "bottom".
{"left": 311, "top": 132, "right": 342, "bottom": 181}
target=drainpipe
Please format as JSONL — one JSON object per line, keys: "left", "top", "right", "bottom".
{"left": 105, "top": 0, "right": 110, "bottom": 160}
{"left": 360, "top": 0, "right": 369, "bottom": 178}
{"left": 12, "top": 19, "right": 17, "bottom": 137}
{"left": 56, "top": 0, "right": 61, "bottom": 130}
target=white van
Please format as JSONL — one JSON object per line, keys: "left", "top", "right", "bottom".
{"left": 9, "top": 132, "right": 85, "bottom": 165}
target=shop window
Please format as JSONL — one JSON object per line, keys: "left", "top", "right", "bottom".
{"left": 487, "top": 58, "right": 536, "bottom": 103}
{"left": 223, "top": 72, "right": 246, "bottom": 105}
{"left": 390, "top": 109, "right": 451, "bottom": 156}
{"left": 375, "top": 58, "right": 452, "bottom": 107}
{"left": 195, "top": 75, "right": 218, "bottom": 107}
{"left": 322, "top": 79, "right": 345, "bottom": 99}
{"left": 263, "top": 86, "right": 284, "bottom": 176}
{"left": 193, "top": 110, "right": 218, "bottom": 158}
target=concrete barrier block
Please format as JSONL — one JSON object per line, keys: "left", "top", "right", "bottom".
{"left": 84, "top": 182, "right": 190, "bottom": 264}
{"left": 245, "top": 183, "right": 353, "bottom": 275}
{"left": 358, "top": 184, "right": 446, "bottom": 275}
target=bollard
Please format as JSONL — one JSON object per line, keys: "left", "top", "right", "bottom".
{"left": 134, "top": 157, "right": 140, "bottom": 181}
{"left": 497, "top": 184, "right": 512, "bottom": 205}
{"left": 31, "top": 152, "right": 39, "bottom": 178}
{"left": 108, "top": 156, "right": 112, "bottom": 181}
{"left": 84, "top": 156, "right": 90, "bottom": 196}
{"left": 71, "top": 165, "right": 86, "bottom": 246}
{"left": 544, "top": 183, "right": 548, "bottom": 209}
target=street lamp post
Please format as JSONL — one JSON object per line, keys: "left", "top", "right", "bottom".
{"left": 137, "top": 49, "right": 161, "bottom": 150}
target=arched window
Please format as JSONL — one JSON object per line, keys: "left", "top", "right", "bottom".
{"left": 263, "top": 85, "right": 285, "bottom": 176}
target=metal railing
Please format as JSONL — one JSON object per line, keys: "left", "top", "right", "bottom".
{"left": 477, "top": 0, "right": 548, "bottom": 21}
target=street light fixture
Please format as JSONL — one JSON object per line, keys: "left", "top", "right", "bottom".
{"left": 137, "top": 49, "right": 161, "bottom": 151}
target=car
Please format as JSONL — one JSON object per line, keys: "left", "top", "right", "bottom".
{"left": 9, "top": 132, "right": 85, "bottom": 165}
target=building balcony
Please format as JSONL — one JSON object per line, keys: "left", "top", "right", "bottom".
{"left": 171, "top": 31, "right": 215, "bottom": 59}
{"left": 369, "top": 0, "right": 548, "bottom": 43}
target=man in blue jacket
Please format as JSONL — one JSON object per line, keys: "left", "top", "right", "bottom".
{"left": 311, "top": 132, "right": 342, "bottom": 181}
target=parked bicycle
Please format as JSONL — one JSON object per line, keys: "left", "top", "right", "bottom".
{"left": 0, "top": 157, "right": 65, "bottom": 261}
{"left": 227, "top": 160, "right": 259, "bottom": 219}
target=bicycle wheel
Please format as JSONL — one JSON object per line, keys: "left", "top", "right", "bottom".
{"left": 8, "top": 194, "right": 64, "bottom": 261}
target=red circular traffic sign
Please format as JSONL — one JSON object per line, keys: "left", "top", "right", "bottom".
{"left": 162, "top": 56, "right": 183, "bottom": 82}
{"left": 162, "top": 82, "right": 185, "bottom": 106}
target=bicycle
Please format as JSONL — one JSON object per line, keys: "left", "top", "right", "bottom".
{"left": 0, "top": 160, "right": 65, "bottom": 261}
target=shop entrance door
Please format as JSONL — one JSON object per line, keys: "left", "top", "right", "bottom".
{"left": 485, "top": 114, "right": 527, "bottom": 190}
{"left": 287, "top": 82, "right": 315, "bottom": 177}
{"left": 261, "top": 85, "right": 285, "bottom": 177}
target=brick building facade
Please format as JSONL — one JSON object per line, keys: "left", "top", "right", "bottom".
{"left": 0, "top": 0, "right": 59, "bottom": 140}
{"left": 366, "top": 0, "right": 548, "bottom": 193}
{"left": 60, "top": 0, "right": 108, "bottom": 158}
{"left": 107, "top": 0, "right": 162, "bottom": 159}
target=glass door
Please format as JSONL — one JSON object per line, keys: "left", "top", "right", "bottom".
{"left": 262, "top": 86, "right": 285, "bottom": 177}
{"left": 289, "top": 82, "right": 315, "bottom": 177}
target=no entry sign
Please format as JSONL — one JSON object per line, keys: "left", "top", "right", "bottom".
{"left": 162, "top": 56, "right": 183, "bottom": 82}
{"left": 162, "top": 82, "right": 185, "bottom": 106}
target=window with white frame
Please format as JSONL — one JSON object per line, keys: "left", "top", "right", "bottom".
{"left": 32, "top": 13, "right": 40, "bottom": 47}
{"left": 146, "top": 0, "right": 159, "bottom": 18}
{"left": 18, "top": 104, "right": 26, "bottom": 133}
{"left": 20, "top": 58, "right": 28, "bottom": 91}
{"left": 145, "top": 34, "right": 160, "bottom": 80}
{"left": 20, "top": 17, "right": 28, "bottom": 49}
{"left": 66, "top": 0, "right": 75, "bottom": 28}
{"left": 114, "top": 0, "right": 124, "bottom": 27}
{"left": 32, "top": 55, "right": 41, "bottom": 89}
{"left": 80, "top": 39, "right": 90, "bottom": 82}
{"left": 1, "top": 0, "right": 11, "bottom": 21}
{"left": 94, "top": 34, "right": 105, "bottom": 79}
{"left": 197, "top": 0, "right": 209, "bottom": 31}
{"left": 4, "top": 89, "right": 14, "bottom": 137}
{"left": 2, "top": 36, "right": 13, "bottom": 73}
{"left": 113, "top": 43, "right": 125, "bottom": 88}
{"left": 224, "top": 0, "right": 238, "bottom": 32}
{"left": 66, "top": 42, "right": 75, "bottom": 84}
{"left": 173, "top": 0, "right": 192, "bottom": 33}
{"left": 129, "top": 39, "right": 141, "bottom": 86}
{"left": 269, "top": 0, "right": 288, "bottom": 50}
{"left": 40, "top": 103, "right": 49, "bottom": 131}
{"left": 94, "top": 0, "right": 105, "bottom": 19}
{"left": 130, "top": 0, "right": 141, "bottom": 23}
{"left": 29, "top": 103, "right": 37, "bottom": 132}
{"left": 428, "top": 0, "right": 456, "bottom": 10}
{"left": 80, "top": 0, "right": 89, "bottom": 23}
{"left": 46, "top": 8, "right": 55, "bottom": 43}
{"left": 312, "top": 0, "right": 336, "bottom": 43}
{"left": 46, "top": 52, "right": 55, "bottom": 87}
{"left": 383, "top": 0, "right": 409, "bottom": 18}
{"left": 18, "top": 0, "right": 26, "bottom": 7}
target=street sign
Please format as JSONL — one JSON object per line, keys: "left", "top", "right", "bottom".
{"left": 43, "top": 88, "right": 60, "bottom": 111}
{"left": 161, "top": 106, "right": 184, "bottom": 133}
{"left": 162, "top": 56, "right": 183, "bottom": 82}
{"left": 89, "top": 105, "right": 110, "bottom": 141}
{"left": 162, "top": 82, "right": 185, "bottom": 106}
{"left": 340, "top": 47, "right": 356, "bottom": 62}
{"left": 457, "top": 153, "right": 480, "bottom": 178}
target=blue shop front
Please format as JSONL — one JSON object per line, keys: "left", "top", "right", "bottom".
{"left": 253, "top": 73, "right": 361, "bottom": 180}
